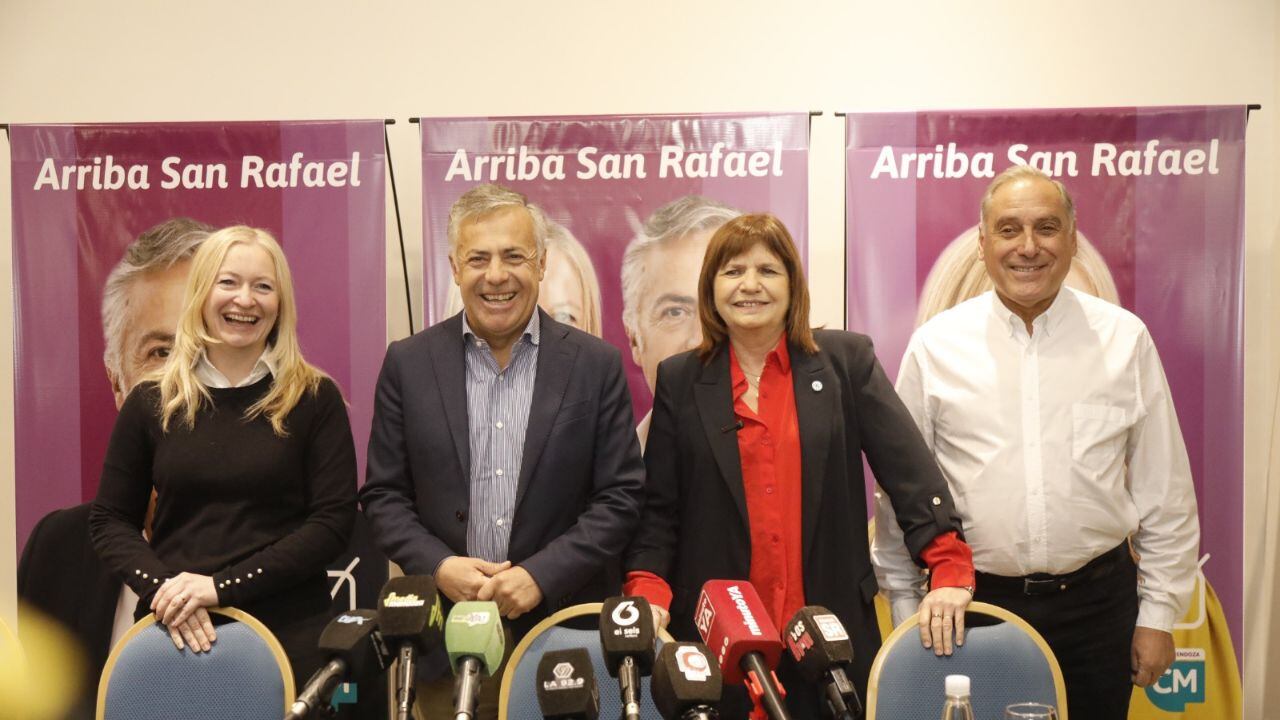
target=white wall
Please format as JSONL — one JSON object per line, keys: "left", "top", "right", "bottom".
{"left": 2, "top": 0, "right": 1276, "bottom": 713}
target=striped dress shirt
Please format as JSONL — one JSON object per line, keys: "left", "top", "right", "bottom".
{"left": 461, "top": 311, "right": 540, "bottom": 562}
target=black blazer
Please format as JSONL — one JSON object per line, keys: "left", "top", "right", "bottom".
{"left": 18, "top": 503, "right": 122, "bottom": 719}
{"left": 359, "top": 310, "right": 646, "bottom": 637}
{"left": 626, "top": 330, "right": 961, "bottom": 698}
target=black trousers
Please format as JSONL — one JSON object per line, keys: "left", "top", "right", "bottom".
{"left": 974, "top": 546, "right": 1139, "bottom": 720}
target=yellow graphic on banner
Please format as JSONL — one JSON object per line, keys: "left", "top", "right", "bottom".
{"left": 1129, "top": 558, "right": 1240, "bottom": 719}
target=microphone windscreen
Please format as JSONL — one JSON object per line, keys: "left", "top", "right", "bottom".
{"left": 445, "top": 601, "right": 505, "bottom": 675}
{"left": 317, "top": 609, "right": 386, "bottom": 681}
{"left": 651, "top": 642, "right": 722, "bottom": 718}
{"left": 783, "top": 606, "right": 854, "bottom": 683}
{"left": 694, "top": 580, "right": 783, "bottom": 685}
{"left": 599, "top": 596, "right": 656, "bottom": 676}
{"left": 536, "top": 648, "right": 599, "bottom": 720}
{"left": 377, "top": 575, "right": 444, "bottom": 651}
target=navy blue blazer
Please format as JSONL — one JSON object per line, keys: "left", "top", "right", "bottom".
{"left": 359, "top": 309, "right": 645, "bottom": 637}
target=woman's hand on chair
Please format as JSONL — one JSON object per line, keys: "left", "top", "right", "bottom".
{"left": 153, "top": 573, "right": 218, "bottom": 629}
{"left": 165, "top": 607, "right": 217, "bottom": 653}
{"left": 916, "top": 586, "right": 972, "bottom": 656}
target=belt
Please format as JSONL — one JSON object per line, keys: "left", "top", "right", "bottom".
{"left": 975, "top": 542, "right": 1131, "bottom": 596}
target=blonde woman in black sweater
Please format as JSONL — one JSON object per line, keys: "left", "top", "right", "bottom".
{"left": 90, "top": 226, "right": 356, "bottom": 685}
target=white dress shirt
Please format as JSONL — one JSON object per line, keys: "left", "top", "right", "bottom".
{"left": 194, "top": 349, "right": 275, "bottom": 388}
{"left": 871, "top": 288, "right": 1199, "bottom": 633}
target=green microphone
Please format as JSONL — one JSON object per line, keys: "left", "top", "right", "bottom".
{"left": 445, "top": 601, "right": 506, "bottom": 720}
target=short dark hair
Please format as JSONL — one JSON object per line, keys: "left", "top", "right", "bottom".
{"left": 696, "top": 213, "right": 818, "bottom": 360}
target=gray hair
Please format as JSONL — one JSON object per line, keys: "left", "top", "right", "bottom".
{"left": 446, "top": 183, "right": 547, "bottom": 259}
{"left": 979, "top": 164, "right": 1076, "bottom": 231}
{"left": 101, "top": 217, "right": 213, "bottom": 380}
{"left": 620, "top": 195, "right": 741, "bottom": 334}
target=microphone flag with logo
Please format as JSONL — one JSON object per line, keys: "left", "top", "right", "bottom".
{"left": 784, "top": 606, "right": 862, "bottom": 720}
{"left": 378, "top": 575, "right": 444, "bottom": 720}
{"left": 694, "top": 580, "right": 792, "bottom": 720}
{"left": 536, "top": 648, "right": 600, "bottom": 720}
{"left": 651, "top": 642, "right": 723, "bottom": 720}
{"left": 599, "top": 596, "right": 656, "bottom": 720}
{"left": 285, "top": 609, "right": 389, "bottom": 720}
{"left": 446, "top": 600, "right": 505, "bottom": 720}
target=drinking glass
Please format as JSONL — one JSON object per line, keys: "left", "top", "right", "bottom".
{"left": 1004, "top": 703, "right": 1058, "bottom": 720}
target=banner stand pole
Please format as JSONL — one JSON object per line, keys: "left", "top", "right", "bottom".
{"left": 383, "top": 119, "right": 415, "bottom": 336}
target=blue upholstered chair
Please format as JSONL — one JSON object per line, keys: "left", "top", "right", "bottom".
{"left": 867, "top": 601, "right": 1067, "bottom": 720}
{"left": 97, "top": 607, "right": 294, "bottom": 720}
{"left": 500, "top": 603, "right": 674, "bottom": 720}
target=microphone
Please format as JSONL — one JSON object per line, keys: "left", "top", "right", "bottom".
{"left": 783, "top": 607, "right": 863, "bottom": 720}
{"left": 599, "top": 596, "right": 656, "bottom": 720}
{"left": 536, "top": 648, "right": 600, "bottom": 720}
{"left": 285, "top": 610, "right": 389, "bottom": 720}
{"left": 694, "top": 580, "right": 792, "bottom": 720}
{"left": 651, "top": 642, "right": 722, "bottom": 720}
{"left": 721, "top": 421, "right": 745, "bottom": 433}
{"left": 445, "top": 601, "right": 506, "bottom": 720}
{"left": 378, "top": 576, "right": 445, "bottom": 720}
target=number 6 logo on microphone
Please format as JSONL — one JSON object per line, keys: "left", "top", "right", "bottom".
{"left": 611, "top": 600, "right": 640, "bottom": 626}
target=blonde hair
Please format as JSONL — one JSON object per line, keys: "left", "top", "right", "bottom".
{"left": 543, "top": 219, "right": 604, "bottom": 337}
{"left": 915, "top": 224, "right": 1119, "bottom": 326}
{"left": 159, "top": 226, "right": 326, "bottom": 435}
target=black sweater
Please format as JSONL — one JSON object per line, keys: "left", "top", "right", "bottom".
{"left": 89, "top": 376, "right": 357, "bottom": 612}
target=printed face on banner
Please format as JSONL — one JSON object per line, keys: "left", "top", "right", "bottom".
{"left": 978, "top": 176, "right": 1077, "bottom": 325}
{"left": 713, "top": 243, "right": 790, "bottom": 341}
{"left": 202, "top": 242, "right": 280, "bottom": 362}
{"left": 625, "top": 227, "right": 714, "bottom": 392}
{"left": 110, "top": 260, "right": 192, "bottom": 408}
{"left": 449, "top": 207, "right": 547, "bottom": 350}
{"left": 541, "top": 245, "right": 588, "bottom": 331}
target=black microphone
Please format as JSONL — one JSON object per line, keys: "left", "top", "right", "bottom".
{"left": 536, "top": 648, "right": 600, "bottom": 720}
{"left": 285, "top": 610, "right": 389, "bottom": 720}
{"left": 377, "top": 576, "right": 445, "bottom": 720}
{"left": 783, "top": 607, "right": 862, "bottom": 720}
{"left": 721, "top": 421, "right": 745, "bottom": 433}
{"left": 599, "top": 596, "right": 656, "bottom": 720}
{"left": 651, "top": 642, "right": 722, "bottom": 720}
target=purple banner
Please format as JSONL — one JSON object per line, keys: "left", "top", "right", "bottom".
{"left": 10, "top": 121, "right": 387, "bottom": 560}
{"left": 845, "top": 106, "right": 1246, "bottom": 662}
{"left": 420, "top": 112, "right": 809, "bottom": 440}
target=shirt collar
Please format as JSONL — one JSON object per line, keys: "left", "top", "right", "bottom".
{"left": 988, "top": 288, "right": 1070, "bottom": 339}
{"left": 461, "top": 309, "right": 541, "bottom": 349}
{"left": 194, "top": 347, "right": 276, "bottom": 388}
{"left": 728, "top": 333, "right": 792, "bottom": 394}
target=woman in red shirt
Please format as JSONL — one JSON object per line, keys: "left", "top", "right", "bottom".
{"left": 625, "top": 214, "right": 973, "bottom": 716}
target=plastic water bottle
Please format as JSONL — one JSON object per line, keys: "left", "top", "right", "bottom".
{"left": 941, "top": 674, "right": 975, "bottom": 720}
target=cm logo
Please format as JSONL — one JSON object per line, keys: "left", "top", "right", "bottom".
{"left": 1145, "top": 648, "right": 1205, "bottom": 712}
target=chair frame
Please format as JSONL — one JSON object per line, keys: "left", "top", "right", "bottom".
{"left": 498, "top": 602, "right": 676, "bottom": 720}
{"left": 866, "top": 601, "right": 1068, "bottom": 719}
{"left": 96, "top": 607, "right": 296, "bottom": 720}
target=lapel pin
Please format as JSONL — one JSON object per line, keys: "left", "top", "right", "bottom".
{"left": 811, "top": 380, "right": 823, "bottom": 392}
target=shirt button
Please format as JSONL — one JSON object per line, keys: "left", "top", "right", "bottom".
{"left": 496, "top": 518, "right": 505, "bottom": 527}
{"left": 772, "top": 534, "right": 781, "bottom": 543}
{"left": 495, "top": 421, "right": 504, "bottom": 429}
{"left": 931, "top": 496, "right": 942, "bottom": 506}
{"left": 765, "top": 487, "right": 775, "bottom": 495}
{"left": 456, "top": 510, "right": 467, "bottom": 522}
{"left": 496, "top": 469, "right": 504, "bottom": 476}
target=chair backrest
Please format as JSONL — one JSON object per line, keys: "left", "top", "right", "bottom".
{"left": 500, "top": 603, "right": 673, "bottom": 720}
{"left": 97, "top": 607, "right": 294, "bottom": 720}
{"left": 867, "top": 601, "right": 1067, "bottom": 720}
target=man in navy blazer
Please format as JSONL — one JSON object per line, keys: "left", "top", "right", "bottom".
{"left": 359, "top": 184, "right": 644, "bottom": 717}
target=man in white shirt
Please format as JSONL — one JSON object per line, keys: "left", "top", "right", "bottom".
{"left": 872, "top": 165, "right": 1199, "bottom": 719}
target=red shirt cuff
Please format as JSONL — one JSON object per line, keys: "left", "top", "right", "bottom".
{"left": 623, "top": 570, "right": 673, "bottom": 611}
{"left": 920, "top": 531, "right": 976, "bottom": 590}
